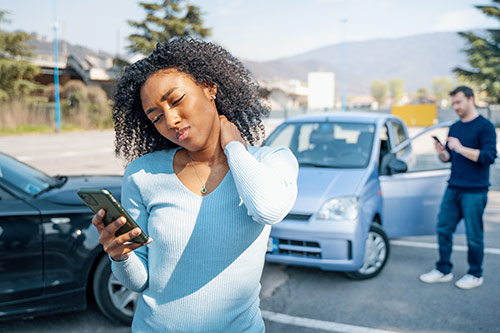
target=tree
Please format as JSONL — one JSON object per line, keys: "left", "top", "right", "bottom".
{"left": 127, "top": 1, "right": 211, "bottom": 55}
{"left": 0, "top": 10, "right": 40, "bottom": 100}
{"left": 389, "top": 78, "right": 404, "bottom": 105}
{"left": 453, "top": 0, "right": 500, "bottom": 105}
{"left": 371, "top": 80, "right": 388, "bottom": 107}
{"left": 432, "top": 77, "right": 453, "bottom": 102}
{"left": 415, "top": 88, "right": 429, "bottom": 101}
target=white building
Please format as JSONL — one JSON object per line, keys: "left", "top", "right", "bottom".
{"left": 259, "top": 79, "right": 308, "bottom": 111}
{"left": 308, "top": 72, "right": 335, "bottom": 110}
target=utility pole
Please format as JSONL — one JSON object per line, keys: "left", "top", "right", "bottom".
{"left": 53, "top": 0, "right": 61, "bottom": 132}
{"left": 340, "top": 18, "right": 347, "bottom": 112}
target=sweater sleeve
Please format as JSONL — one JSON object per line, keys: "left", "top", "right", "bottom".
{"left": 477, "top": 122, "right": 497, "bottom": 166}
{"left": 224, "top": 141, "right": 298, "bottom": 225}
{"left": 110, "top": 167, "right": 149, "bottom": 292}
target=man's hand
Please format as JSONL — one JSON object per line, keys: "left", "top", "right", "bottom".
{"left": 447, "top": 136, "right": 480, "bottom": 162}
{"left": 447, "top": 137, "right": 463, "bottom": 152}
{"left": 434, "top": 141, "right": 446, "bottom": 153}
{"left": 434, "top": 139, "right": 450, "bottom": 162}
{"left": 219, "top": 115, "right": 246, "bottom": 150}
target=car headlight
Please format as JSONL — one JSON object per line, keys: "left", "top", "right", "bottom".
{"left": 317, "top": 196, "right": 359, "bottom": 220}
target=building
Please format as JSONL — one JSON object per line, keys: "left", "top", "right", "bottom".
{"left": 27, "top": 35, "right": 130, "bottom": 98}
{"left": 307, "top": 72, "right": 335, "bottom": 110}
{"left": 258, "top": 78, "right": 308, "bottom": 111}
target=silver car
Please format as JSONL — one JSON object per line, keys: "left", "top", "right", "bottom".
{"left": 264, "top": 111, "right": 452, "bottom": 279}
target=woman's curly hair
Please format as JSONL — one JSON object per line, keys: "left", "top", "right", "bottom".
{"left": 113, "top": 37, "right": 270, "bottom": 164}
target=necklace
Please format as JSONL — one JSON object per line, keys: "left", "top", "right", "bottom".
{"left": 187, "top": 153, "right": 226, "bottom": 195}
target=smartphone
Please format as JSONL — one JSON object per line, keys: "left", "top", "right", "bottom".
{"left": 77, "top": 188, "right": 149, "bottom": 243}
{"left": 432, "top": 135, "right": 442, "bottom": 145}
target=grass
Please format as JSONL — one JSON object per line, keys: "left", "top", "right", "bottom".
{"left": 0, "top": 125, "right": 54, "bottom": 135}
{"left": 0, "top": 98, "right": 113, "bottom": 135}
{"left": 0, "top": 124, "right": 93, "bottom": 135}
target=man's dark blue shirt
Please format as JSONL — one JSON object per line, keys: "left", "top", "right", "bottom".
{"left": 446, "top": 115, "right": 497, "bottom": 192}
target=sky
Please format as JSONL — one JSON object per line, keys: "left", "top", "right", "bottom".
{"left": 1, "top": 0, "right": 497, "bottom": 61}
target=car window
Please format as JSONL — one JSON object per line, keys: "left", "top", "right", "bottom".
{"left": 379, "top": 124, "right": 391, "bottom": 148}
{"left": 391, "top": 121, "right": 409, "bottom": 155}
{"left": 379, "top": 124, "right": 391, "bottom": 168}
{"left": 405, "top": 127, "right": 450, "bottom": 172}
{"left": 297, "top": 125, "right": 314, "bottom": 153}
{"left": 0, "top": 187, "right": 15, "bottom": 200}
{"left": 0, "top": 153, "right": 56, "bottom": 196}
{"left": 391, "top": 121, "right": 407, "bottom": 145}
{"left": 266, "top": 121, "right": 375, "bottom": 168}
{"left": 268, "top": 124, "right": 294, "bottom": 149}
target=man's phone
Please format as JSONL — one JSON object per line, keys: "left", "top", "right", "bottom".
{"left": 432, "top": 135, "right": 442, "bottom": 145}
{"left": 77, "top": 188, "right": 149, "bottom": 243}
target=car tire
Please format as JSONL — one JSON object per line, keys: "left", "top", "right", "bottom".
{"left": 93, "top": 255, "right": 139, "bottom": 325}
{"left": 345, "top": 223, "right": 390, "bottom": 280}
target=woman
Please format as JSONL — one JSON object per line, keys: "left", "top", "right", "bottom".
{"left": 92, "top": 37, "right": 298, "bottom": 332}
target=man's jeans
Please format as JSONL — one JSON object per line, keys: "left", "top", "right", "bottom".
{"left": 435, "top": 187, "right": 488, "bottom": 278}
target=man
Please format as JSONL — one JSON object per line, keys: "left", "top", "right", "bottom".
{"left": 419, "top": 86, "right": 497, "bottom": 290}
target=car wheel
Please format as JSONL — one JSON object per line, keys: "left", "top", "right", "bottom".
{"left": 345, "top": 223, "right": 390, "bottom": 280}
{"left": 93, "top": 255, "right": 139, "bottom": 325}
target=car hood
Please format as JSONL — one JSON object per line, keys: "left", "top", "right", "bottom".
{"left": 292, "top": 167, "right": 366, "bottom": 214}
{"left": 42, "top": 175, "right": 123, "bottom": 206}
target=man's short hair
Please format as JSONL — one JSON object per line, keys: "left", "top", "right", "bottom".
{"left": 449, "top": 86, "right": 474, "bottom": 98}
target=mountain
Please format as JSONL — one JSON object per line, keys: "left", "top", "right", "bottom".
{"left": 28, "top": 34, "right": 114, "bottom": 60}
{"left": 242, "top": 31, "right": 469, "bottom": 96}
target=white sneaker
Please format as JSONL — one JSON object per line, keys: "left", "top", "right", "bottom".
{"left": 419, "top": 269, "right": 453, "bottom": 283}
{"left": 455, "top": 274, "right": 484, "bottom": 290}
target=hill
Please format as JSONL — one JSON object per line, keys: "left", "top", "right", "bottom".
{"left": 242, "top": 31, "right": 469, "bottom": 96}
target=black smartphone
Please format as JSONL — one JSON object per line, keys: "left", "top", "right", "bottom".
{"left": 77, "top": 188, "right": 149, "bottom": 243}
{"left": 432, "top": 135, "right": 442, "bottom": 145}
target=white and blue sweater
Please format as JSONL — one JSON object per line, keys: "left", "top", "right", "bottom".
{"left": 111, "top": 142, "right": 298, "bottom": 332}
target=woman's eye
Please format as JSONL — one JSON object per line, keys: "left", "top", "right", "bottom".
{"left": 152, "top": 114, "right": 164, "bottom": 124}
{"left": 171, "top": 94, "right": 185, "bottom": 106}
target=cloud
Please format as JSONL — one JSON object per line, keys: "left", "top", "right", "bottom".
{"left": 434, "top": 8, "right": 497, "bottom": 32}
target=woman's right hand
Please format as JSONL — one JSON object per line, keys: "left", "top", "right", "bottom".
{"left": 92, "top": 209, "right": 152, "bottom": 261}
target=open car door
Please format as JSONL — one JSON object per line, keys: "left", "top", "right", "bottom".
{"left": 380, "top": 121, "right": 454, "bottom": 238}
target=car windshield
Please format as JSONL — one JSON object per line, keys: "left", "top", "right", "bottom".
{"left": 0, "top": 152, "right": 58, "bottom": 196}
{"left": 265, "top": 121, "right": 375, "bottom": 168}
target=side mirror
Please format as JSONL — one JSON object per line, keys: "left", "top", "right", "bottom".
{"left": 388, "top": 157, "right": 408, "bottom": 174}
{"left": 380, "top": 152, "right": 408, "bottom": 175}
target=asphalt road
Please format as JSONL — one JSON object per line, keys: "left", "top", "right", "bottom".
{"left": 1, "top": 125, "right": 500, "bottom": 333}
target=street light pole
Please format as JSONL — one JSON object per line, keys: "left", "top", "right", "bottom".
{"left": 340, "top": 18, "right": 347, "bottom": 112}
{"left": 53, "top": 0, "right": 61, "bottom": 132}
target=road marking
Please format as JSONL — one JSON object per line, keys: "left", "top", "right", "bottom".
{"left": 262, "top": 310, "right": 402, "bottom": 333}
{"left": 391, "top": 240, "right": 500, "bottom": 255}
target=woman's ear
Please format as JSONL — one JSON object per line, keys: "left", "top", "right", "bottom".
{"left": 208, "top": 84, "right": 217, "bottom": 100}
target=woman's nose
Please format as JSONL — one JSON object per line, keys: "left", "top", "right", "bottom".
{"left": 165, "top": 108, "right": 181, "bottom": 129}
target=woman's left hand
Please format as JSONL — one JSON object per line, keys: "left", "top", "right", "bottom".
{"left": 219, "top": 115, "right": 246, "bottom": 150}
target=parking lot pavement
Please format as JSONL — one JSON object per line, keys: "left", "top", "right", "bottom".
{"left": 0, "top": 129, "right": 124, "bottom": 175}
{"left": 0, "top": 118, "right": 282, "bottom": 176}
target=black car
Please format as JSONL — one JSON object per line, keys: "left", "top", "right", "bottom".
{"left": 0, "top": 152, "right": 137, "bottom": 324}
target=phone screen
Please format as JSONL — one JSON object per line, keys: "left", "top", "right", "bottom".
{"left": 77, "top": 188, "right": 148, "bottom": 243}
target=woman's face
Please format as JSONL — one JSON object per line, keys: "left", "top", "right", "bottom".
{"left": 140, "top": 69, "right": 219, "bottom": 151}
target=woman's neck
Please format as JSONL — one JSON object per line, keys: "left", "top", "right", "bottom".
{"left": 185, "top": 142, "right": 226, "bottom": 166}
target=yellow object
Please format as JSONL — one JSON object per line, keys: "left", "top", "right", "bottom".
{"left": 391, "top": 104, "right": 437, "bottom": 127}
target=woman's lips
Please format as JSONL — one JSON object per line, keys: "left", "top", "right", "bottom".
{"left": 176, "top": 127, "right": 190, "bottom": 141}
